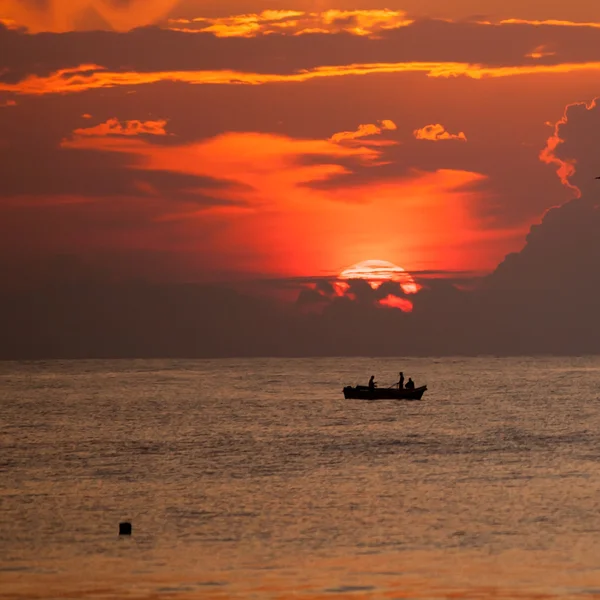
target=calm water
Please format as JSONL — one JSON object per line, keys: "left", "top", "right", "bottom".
{"left": 3, "top": 357, "right": 600, "bottom": 599}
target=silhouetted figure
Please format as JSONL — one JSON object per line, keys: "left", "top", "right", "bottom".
{"left": 405, "top": 377, "right": 415, "bottom": 390}
{"left": 368, "top": 375, "right": 376, "bottom": 391}
{"left": 398, "top": 372, "right": 404, "bottom": 389}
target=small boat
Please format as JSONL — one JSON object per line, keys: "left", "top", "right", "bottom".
{"left": 342, "top": 385, "right": 427, "bottom": 401}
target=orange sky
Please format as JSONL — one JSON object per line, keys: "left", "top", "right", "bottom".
{"left": 0, "top": 0, "right": 599, "bottom": 287}
{"left": 4, "top": 1, "right": 600, "bottom": 32}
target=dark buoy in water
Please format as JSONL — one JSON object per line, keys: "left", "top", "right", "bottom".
{"left": 119, "top": 522, "right": 132, "bottom": 536}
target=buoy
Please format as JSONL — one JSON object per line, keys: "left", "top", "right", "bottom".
{"left": 119, "top": 522, "right": 132, "bottom": 536}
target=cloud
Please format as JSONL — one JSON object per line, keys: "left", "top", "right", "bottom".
{"left": 169, "top": 9, "right": 413, "bottom": 38}
{"left": 297, "top": 276, "right": 415, "bottom": 313}
{"left": 0, "top": 53, "right": 556, "bottom": 276}
{"left": 169, "top": 13, "right": 600, "bottom": 40}
{"left": 6, "top": 17, "right": 600, "bottom": 97}
{"left": 0, "top": 145, "right": 239, "bottom": 201}
{"left": 540, "top": 97, "right": 600, "bottom": 198}
{"left": 0, "top": 17, "right": 20, "bottom": 30}
{"left": 489, "top": 199, "right": 600, "bottom": 292}
{"left": 526, "top": 44, "right": 556, "bottom": 59}
{"left": 4, "top": 266, "right": 600, "bottom": 358}
{"left": 72, "top": 117, "right": 168, "bottom": 137}
{"left": 0, "top": 120, "right": 498, "bottom": 281}
{"left": 414, "top": 124, "right": 467, "bottom": 142}
{"left": 499, "top": 18, "right": 600, "bottom": 29}
{"left": 0, "top": 111, "right": 239, "bottom": 200}
{"left": 294, "top": 260, "right": 419, "bottom": 313}
{"left": 379, "top": 294, "right": 414, "bottom": 311}
{"left": 5, "top": 87, "right": 600, "bottom": 358}
{"left": 0, "top": 0, "right": 179, "bottom": 32}
{"left": 6, "top": 60, "right": 600, "bottom": 99}
{"left": 330, "top": 119, "right": 397, "bottom": 144}
{"left": 489, "top": 96, "right": 600, "bottom": 292}
{"left": 4, "top": 0, "right": 600, "bottom": 35}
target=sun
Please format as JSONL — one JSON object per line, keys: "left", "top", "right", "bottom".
{"left": 339, "top": 259, "right": 419, "bottom": 294}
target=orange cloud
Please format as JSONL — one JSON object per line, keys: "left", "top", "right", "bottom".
{"left": 500, "top": 18, "right": 600, "bottom": 28}
{"left": 167, "top": 13, "right": 600, "bottom": 38}
{"left": 0, "top": 99, "right": 16, "bottom": 107}
{"left": 540, "top": 124, "right": 577, "bottom": 196}
{"left": 526, "top": 45, "right": 557, "bottom": 59}
{"left": 414, "top": 124, "right": 467, "bottom": 142}
{"left": 0, "top": 0, "right": 179, "bottom": 32}
{"left": 330, "top": 120, "right": 397, "bottom": 144}
{"left": 6, "top": 61, "right": 600, "bottom": 97}
{"left": 169, "top": 9, "right": 413, "bottom": 38}
{"left": 72, "top": 118, "right": 168, "bottom": 137}
{"left": 60, "top": 124, "right": 510, "bottom": 275}
{"left": 0, "top": 17, "right": 19, "bottom": 30}
{"left": 539, "top": 98, "right": 600, "bottom": 198}
{"left": 380, "top": 294, "right": 414, "bottom": 311}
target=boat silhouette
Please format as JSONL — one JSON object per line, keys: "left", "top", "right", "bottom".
{"left": 342, "top": 384, "right": 427, "bottom": 401}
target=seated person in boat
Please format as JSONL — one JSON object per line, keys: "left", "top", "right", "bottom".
{"left": 405, "top": 377, "right": 415, "bottom": 390}
{"left": 398, "top": 371, "right": 404, "bottom": 389}
{"left": 368, "top": 375, "right": 377, "bottom": 390}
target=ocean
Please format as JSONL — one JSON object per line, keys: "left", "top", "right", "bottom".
{"left": 2, "top": 357, "right": 600, "bottom": 599}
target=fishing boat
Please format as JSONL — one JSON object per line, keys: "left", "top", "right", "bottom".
{"left": 342, "top": 384, "right": 427, "bottom": 401}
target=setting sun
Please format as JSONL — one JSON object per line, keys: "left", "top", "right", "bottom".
{"left": 339, "top": 259, "right": 420, "bottom": 294}
{"left": 337, "top": 259, "right": 419, "bottom": 312}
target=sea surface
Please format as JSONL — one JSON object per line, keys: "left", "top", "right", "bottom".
{"left": 3, "top": 357, "right": 600, "bottom": 599}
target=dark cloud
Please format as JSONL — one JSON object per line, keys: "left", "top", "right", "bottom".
{"left": 541, "top": 97, "right": 600, "bottom": 197}
{"left": 4, "top": 19, "right": 600, "bottom": 84}
{"left": 489, "top": 97, "right": 600, "bottom": 291}
{"left": 0, "top": 282, "right": 281, "bottom": 359}
{"left": 489, "top": 198, "right": 600, "bottom": 291}
{"left": 4, "top": 273, "right": 600, "bottom": 359}
{"left": 304, "top": 129, "right": 560, "bottom": 229}
{"left": 377, "top": 280, "right": 409, "bottom": 298}
{"left": 296, "top": 287, "right": 330, "bottom": 308}
{"left": 0, "top": 98, "right": 247, "bottom": 200}
{"left": 0, "top": 144, "right": 240, "bottom": 200}
{"left": 315, "top": 280, "right": 336, "bottom": 296}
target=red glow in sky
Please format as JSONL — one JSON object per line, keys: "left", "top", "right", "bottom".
{"left": 0, "top": 0, "right": 597, "bottom": 291}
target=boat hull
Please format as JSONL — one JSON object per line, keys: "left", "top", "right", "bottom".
{"left": 342, "top": 385, "right": 427, "bottom": 401}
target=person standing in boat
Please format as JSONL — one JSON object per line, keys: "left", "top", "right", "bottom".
{"left": 405, "top": 377, "right": 415, "bottom": 390}
{"left": 398, "top": 372, "right": 404, "bottom": 389}
{"left": 368, "top": 375, "right": 376, "bottom": 391}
